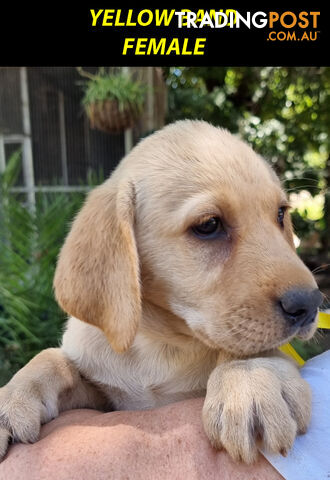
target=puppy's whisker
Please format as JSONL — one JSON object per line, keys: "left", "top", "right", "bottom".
{"left": 312, "top": 264, "right": 330, "bottom": 274}
{"left": 285, "top": 185, "right": 321, "bottom": 193}
{"left": 312, "top": 330, "right": 323, "bottom": 346}
{"left": 320, "top": 292, "right": 330, "bottom": 308}
{"left": 283, "top": 177, "right": 319, "bottom": 183}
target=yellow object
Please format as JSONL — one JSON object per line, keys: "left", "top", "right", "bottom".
{"left": 318, "top": 312, "right": 330, "bottom": 329}
{"left": 279, "top": 312, "right": 330, "bottom": 366}
{"left": 279, "top": 343, "right": 305, "bottom": 366}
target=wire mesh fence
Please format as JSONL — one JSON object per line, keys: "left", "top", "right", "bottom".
{"left": 0, "top": 67, "right": 126, "bottom": 202}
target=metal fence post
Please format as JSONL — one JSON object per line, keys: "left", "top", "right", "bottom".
{"left": 20, "top": 67, "right": 35, "bottom": 208}
{"left": 123, "top": 67, "right": 133, "bottom": 155}
{"left": 0, "top": 135, "right": 5, "bottom": 173}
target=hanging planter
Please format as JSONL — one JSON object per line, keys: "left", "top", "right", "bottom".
{"left": 87, "top": 99, "right": 139, "bottom": 134}
{"left": 78, "top": 68, "right": 146, "bottom": 134}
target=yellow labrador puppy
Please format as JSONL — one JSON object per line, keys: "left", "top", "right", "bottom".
{"left": 0, "top": 120, "right": 322, "bottom": 463}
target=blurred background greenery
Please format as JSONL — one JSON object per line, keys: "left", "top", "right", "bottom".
{"left": 0, "top": 66, "right": 329, "bottom": 386}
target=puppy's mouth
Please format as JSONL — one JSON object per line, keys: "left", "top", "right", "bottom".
{"left": 194, "top": 322, "right": 290, "bottom": 356}
{"left": 179, "top": 306, "right": 319, "bottom": 354}
{"left": 296, "top": 319, "right": 318, "bottom": 340}
{"left": 285, "top": 308, "right": 318, "bottom": 341}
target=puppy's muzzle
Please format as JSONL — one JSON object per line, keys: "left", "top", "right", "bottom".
{"left": 279, "top": 288, "right": 323, "bottom": 328}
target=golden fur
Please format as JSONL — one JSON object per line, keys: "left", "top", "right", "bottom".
{"left": 0, "top": 120, "right": 319, "bottom": 463}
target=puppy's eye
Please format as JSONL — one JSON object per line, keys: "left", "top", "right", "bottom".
{"left": 191, "top": 217, "right": 223, "bottom": 239}
{"left": 277, "top": 207, "right": 286, "bottom": 227}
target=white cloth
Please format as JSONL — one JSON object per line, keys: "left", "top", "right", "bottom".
{"left": 264, "top": 350, "right": 330, "bottom": 480}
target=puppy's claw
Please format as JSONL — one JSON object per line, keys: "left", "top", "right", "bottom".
{"left": 203, "top": 357, "right": 311, "bottom": 464}
{"left": 0, "top": 385, "right": 45, "bottom": 461}
{"left": 0, "top": 427, "right": 11, "bottom": 461}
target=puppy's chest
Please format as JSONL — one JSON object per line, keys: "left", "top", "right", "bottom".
{"left": 62, "top": 319, "right": 217, "bottom": 410}
{"left": 97, "top": 350, "right": 213, "bottom": 410}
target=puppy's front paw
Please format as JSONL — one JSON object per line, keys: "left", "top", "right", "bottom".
{"left": 202, "top": 357, "right": 311, "bottom": 463}
{"left": 0, "top": 382, "right": 58, "bottom": 461}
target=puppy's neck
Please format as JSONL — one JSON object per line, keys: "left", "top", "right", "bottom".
{"left": 140, "top": 299, "right": 205, "bottom": 350}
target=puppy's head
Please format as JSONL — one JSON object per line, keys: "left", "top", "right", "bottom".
{"left": 54, "top": 120, "right": 322, "bottom": 355}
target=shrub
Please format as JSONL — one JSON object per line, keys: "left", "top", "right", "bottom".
{"left": 0, "top": 152, "right": 90, "bottom": 385}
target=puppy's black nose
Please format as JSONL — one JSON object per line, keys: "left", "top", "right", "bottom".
{"left": 279, "top": 288, "right": 322, "bottom": 327}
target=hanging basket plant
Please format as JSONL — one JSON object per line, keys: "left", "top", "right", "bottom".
{"left": 78, "top": 68, "right": 146, "bottom": 134}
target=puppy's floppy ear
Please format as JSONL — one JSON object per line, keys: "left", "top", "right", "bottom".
{"left": 53, "top": 177, "right": 141, "bottom": 353}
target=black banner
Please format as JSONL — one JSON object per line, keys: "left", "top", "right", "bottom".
{"left": 1, "top": 4, "right": 328, "bottom": 65}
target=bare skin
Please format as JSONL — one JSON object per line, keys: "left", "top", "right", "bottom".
{"left": 0, "top": 399, "right": 284, "bottom": 480}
